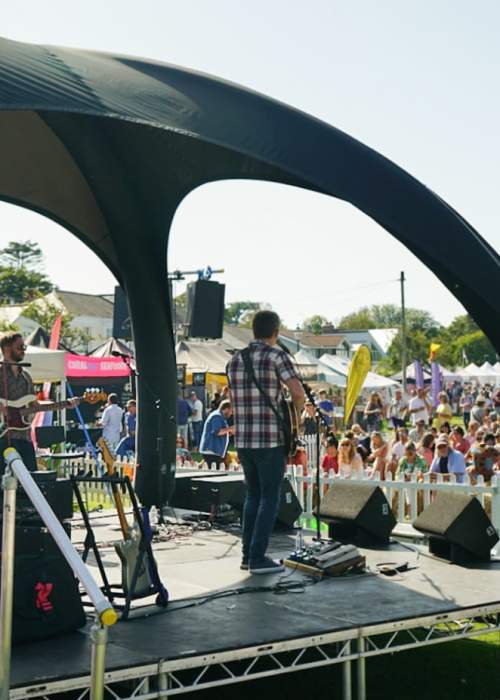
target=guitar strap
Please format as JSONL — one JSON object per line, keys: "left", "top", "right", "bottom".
{"left": 241, "top": 348, "right": 290, "bottom": 445}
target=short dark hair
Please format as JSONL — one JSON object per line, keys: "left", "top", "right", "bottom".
{"left": 252, "top": 310, "right": 280, "bottom": 339}
{"left": 108, "top": 393, "right": 118, "bottom": 404}
{"left": 0, "top": 332, "right": 23, "bottom": 351}
{"left": 219, "top": 399, "right": 231, "bottom": 412}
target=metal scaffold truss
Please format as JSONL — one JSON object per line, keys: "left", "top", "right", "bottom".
{"left": 10, "top": 605, "right": 500, "bottom": 700}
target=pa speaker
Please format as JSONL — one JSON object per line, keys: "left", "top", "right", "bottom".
{"left": 186, "top": 280, "right": 225, "bottom": 339}
{"left": 413, "top": 492, "right": 499, "bottom": 564}
{"left": 113, "top": 285, "right": 132, "bottom": 339}
{"left": 276, "top": 479, "right": 303, "bottom": 528}
{"left": 320, "top": 482, "right": 396, "bottom": 544}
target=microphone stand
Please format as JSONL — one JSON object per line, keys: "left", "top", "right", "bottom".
{"left": 301, "top": 382, "right": 332, "bottom": 542}
{"left": 119, "top": 354, "right": 175, "bottom": 525}
{"left": 277, "top": 342, "right": 332, "bottom": 542}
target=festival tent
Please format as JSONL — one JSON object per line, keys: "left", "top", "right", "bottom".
{"left": 390, "top": 363, "right": 431, "bottom": 384}
{"left": 89, "top": 337, "right": 134, "bottom": 358}
{"left": 440, "top": 367, "right": 463, "bottom": 382}
{"left": 318, "top": 354, "right": 398, "bottom": 390}
{"left": 293, "top": 350, "right": 319, "bottom": 380}
{"left": 175, "top": 340, "right": 230, "bottom": 388}
{"left": 24, "top": 345, "right": 66, "bottom": 384}
{"left": 495, "top": 362, "right": 500, "bottom": 373}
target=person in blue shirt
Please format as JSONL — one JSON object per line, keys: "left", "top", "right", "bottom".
{"left": 176, "top": 394, "right": 192, "bottom": 443}
{"left": 116, "top": 400, "right": 136, "bottom": 457}
{"left": 318, "top": 390, "right": 334, "bottom": 429}
{"left": 199, "top": 400, "right": 234, "bottom": 468}
{"left": 430, "top": 433, "right": 466, "bottom": 483}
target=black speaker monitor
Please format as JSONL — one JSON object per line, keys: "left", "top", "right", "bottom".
{"left": 186, "top": 280, "right": 225, "bottom": 339}
{"left": 413, "top": 492, "right": 499, "bottom": 564}
{"left": 35, "top": 425, "right": 65, "bottom": 448}
{"left": 320, "top": 482, "right": 396, "bottom": 544}
{"left": 113, "top": 285, "right": 132, "bottom": 339}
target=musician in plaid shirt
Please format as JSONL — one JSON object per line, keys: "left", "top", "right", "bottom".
{"left": 227, "top": 311, "right": 304, "bottom": 574}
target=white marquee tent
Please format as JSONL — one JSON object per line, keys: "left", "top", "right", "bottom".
{"left": 16, "top": 345, "right": 66, "bottom": 384}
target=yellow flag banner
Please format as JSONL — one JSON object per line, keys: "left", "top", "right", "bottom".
{"left": 429, "top": 343, "right": 441, "bottom": 362}
{"left": 344, "top": 345, "right": 372, "bottom": 424}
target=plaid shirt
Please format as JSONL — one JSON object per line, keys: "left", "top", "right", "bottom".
{"left": 226, "top": 341, "right": 298, "bottom": 449}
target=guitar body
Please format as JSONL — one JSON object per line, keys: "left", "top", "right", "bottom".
{"left": 114, "top": 522, "right": 153, "bottom": 597}
{"left": 281, "top": 396, "right": 301, "bottom": 458}
{"left": 98, "top": 437, "right": 161, "bottom": 600}
{"left": 0, "top": 393, "right": 82, "bottom": 437}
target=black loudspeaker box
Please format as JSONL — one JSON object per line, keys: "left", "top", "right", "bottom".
{"left": 113, "top": 285, "right": 132, "bottom": 339}
{"left": 35, "top": 425, "right": 65, "bottom": 448}
{"left": 190, "top": 475, "right": 245, "bottom": 513}
{"left": 8, "top": 472, "right": 74, "bottom": 525}
{"left": 320, "top": 481, "right": 396, "bottom": 544}
{"left": 275, "top": 479, "right": 303, "bottom": 528}
{"left": 3, "top": 524, "right": 86, "bottom": 645}
{"left": 413, "top": 492, "right": 499, "bottom": 564}
{"left": 171, "top": 471, "right": 229, "bottom": 510}
{"left": 227, "top": 477, "right": 302, "bottom": 529}
{"left": 186, "top": 280, "right": 225, "bottom": 339}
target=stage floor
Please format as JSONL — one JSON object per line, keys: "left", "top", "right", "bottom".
{"left": 10, "top": 512, "right": 500, "bottom": 695}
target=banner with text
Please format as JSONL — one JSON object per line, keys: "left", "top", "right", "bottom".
{"left": 65, "top": 354, "right": 131, "bottom": 378}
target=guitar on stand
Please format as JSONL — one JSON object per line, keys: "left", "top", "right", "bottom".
{"left": 97, "top": 437, "right": 168, "bottom": 607}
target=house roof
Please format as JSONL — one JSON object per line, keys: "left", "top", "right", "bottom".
{"left": 0, "top": 305, "right": 25, "bottom": 324}
{"left": 298, "top": 333, "right": 348, "bottom": 349}
{"left": 50, "top": 290, "right": 114, "bottom": 318}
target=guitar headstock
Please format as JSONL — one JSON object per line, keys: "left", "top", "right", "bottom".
{"left": 83, "top": 389, "right": 108, "bottom": 404}
{"left": 97, "top": 436, "right": 115, "bottom": 471}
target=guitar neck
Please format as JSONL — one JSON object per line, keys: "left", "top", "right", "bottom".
{"left": 19, "top": 398, "right": 75, "bottom": 416}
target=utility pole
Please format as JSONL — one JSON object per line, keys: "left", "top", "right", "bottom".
{"left": 400, "top": 271, "right": 407, "bottom": 392}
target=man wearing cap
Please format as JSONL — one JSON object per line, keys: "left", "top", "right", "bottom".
{"left": 408, "top": 388, "right": 432, "bottom": 427}
{"left": 471, "top": 397, "right": 486, "bottom": 424}
{"left": 388, "top": 388, "right": 408, "bottom": 430}
{"left": 409, "top": 418, "right": 426, "bottom": 444}
{"left": 430, "top": 434, "right": 466, "bottom": 483}
{"left": 187, "top": 390, "right": 204, "bottom": 449}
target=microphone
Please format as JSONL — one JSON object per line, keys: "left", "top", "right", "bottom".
{"left": 0, "top": 361, "right": 31, "bottom": 367}
{"left": 111, "top": 350, "right": 131, "bottom": 359}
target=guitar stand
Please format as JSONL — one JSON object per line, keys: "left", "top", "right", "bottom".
{"left": 70, "top": 474, "right": 169, "bottom": 620}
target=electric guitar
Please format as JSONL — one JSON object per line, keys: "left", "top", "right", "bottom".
{"left": 98, "top": 437, "right": 153, "bottom": 597}
{"left": 281, "top": 393, "right": 302, "bottom": 457}
{"left": 0, "top": 394, "right": 82, "bottom": 437}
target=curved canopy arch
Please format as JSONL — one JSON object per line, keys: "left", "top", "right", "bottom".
{"left": 0, "top": 36, "right": 497, "bottom": 504}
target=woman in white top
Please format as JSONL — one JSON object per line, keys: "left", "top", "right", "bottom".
{"left": 338, "top": 438, "right": 364, "bottom": 479}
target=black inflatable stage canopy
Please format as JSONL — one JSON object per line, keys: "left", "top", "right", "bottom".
{"left": 0, "top": 36, "right": 498, "bottom": 505}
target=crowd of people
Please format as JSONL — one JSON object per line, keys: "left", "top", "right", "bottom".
{"left": 176, "top": 374, "right": 500, "bottom": 487}
{"left": 311, "top": 384, "right": 500, "bottom": 486}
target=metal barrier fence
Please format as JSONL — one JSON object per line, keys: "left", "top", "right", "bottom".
{"left": 58, "top": 447, "right": 500, "bottom": 541}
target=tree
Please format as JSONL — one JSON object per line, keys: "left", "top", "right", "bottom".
{"left": 0, "top": 266, "right": 53, "bottom": 304}
{"left": 23, "top": 297, "right": 92, "bottom": 351}
{"left": 301, "top": 314, "right": 332, "bottom": 335}
{"left": 337, "top": 307, "right": 375, "bottom": 329}
{"left": 0, "top": 240, "right": 43, "bottom": 269}
{"left": 224, "top": 301, "right": 262, "bottom": 326}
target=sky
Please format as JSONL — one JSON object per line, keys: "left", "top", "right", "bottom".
{"left": 1, "top": 1, "right": 499, "bottom": 330}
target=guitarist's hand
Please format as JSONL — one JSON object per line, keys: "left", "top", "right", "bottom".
{"left": 68, "top": 397, "right": 81, "bottom": 408}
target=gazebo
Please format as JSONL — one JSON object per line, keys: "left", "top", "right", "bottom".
{"left": 1, "top": 37, "right": 499, "bottom": 505}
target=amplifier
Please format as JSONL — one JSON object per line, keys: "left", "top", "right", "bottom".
{"left": 3, "top": 472, "right": 74, "bottom": 525}
{"left": 190, "top": 475, "right": 245, "bottom": 513}
{"left": 171, "top": 471, "right": 229, "bottom": 510}
{"left": 1, "top": 523, "right": 85, "bottom": 645}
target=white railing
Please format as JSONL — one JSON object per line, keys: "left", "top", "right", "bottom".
{"left": 286, "top": 465, "right": 500, "bottom": 535}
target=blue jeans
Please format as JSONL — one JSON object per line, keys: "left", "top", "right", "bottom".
{"left": 239, "top": 446, "right": 285, "bottom": 565}
{"left": 116, "top": 436, "right": 135, "bottom": 457}
{"left": 191, "top": 421, "right": 203, "bottom": 448}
